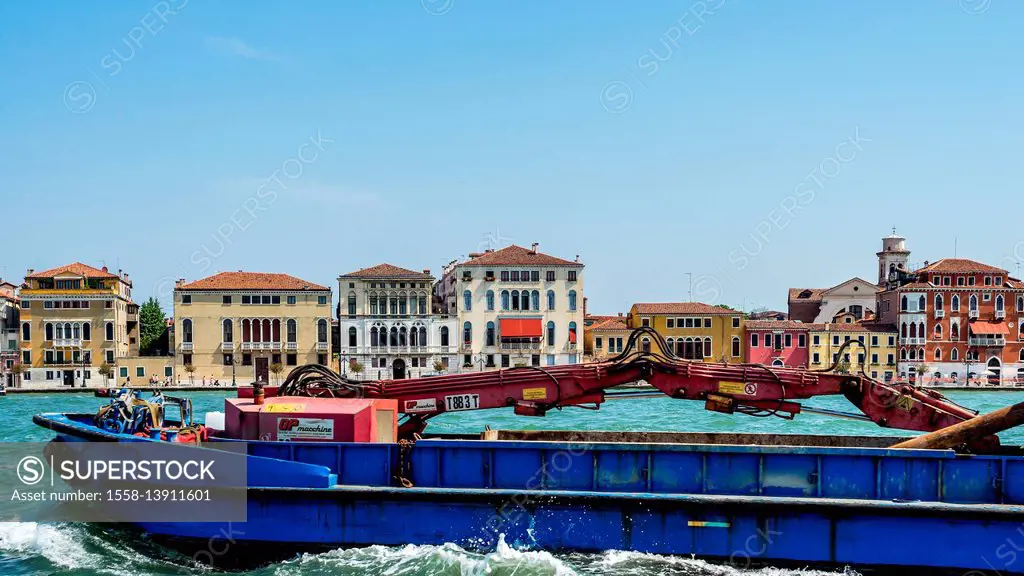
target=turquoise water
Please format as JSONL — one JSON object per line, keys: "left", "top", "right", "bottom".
{"left": 1, "top": 390, "right": 1021, "bottom": 575}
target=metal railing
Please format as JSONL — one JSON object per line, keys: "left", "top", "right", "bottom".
{"left": 316, "top": 342, "right": 329, "bottom": 352}
{"left": 899, "top": 337, "right": 925, "bottom": 345}
{"left": 969, "top": 336, "right": 1005, "bottom": 346}
{"left": 969, "top": 309, "right": 980, "bottom": 319}
{"left": 934, "top": 309, "right": 944, "bottom": 318}
{"left": 180, "top": 342, "right": 193, "bottom": 351}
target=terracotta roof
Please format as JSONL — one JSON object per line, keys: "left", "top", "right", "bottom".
{"left": 589, "top": 318, "right": 630, "bottom": 332}
{"left": 787, "top": 288, "right": 823, "bottom": 302}
{"left": 820, "top": 322, "right": 897, "bottom": 333}
{"left": 899, "top": 282, "right": 935, "bottom": 290}
{"left": 747, "top": 310, "right": 788, "bottom": 320}
{"left": 341, "top": 264, "right": 433, "bottom": 279}
{"left": 460, "top": 245, "right": 581, "bottom": 267}
{"left": 745, "top": 320, "right": 812, "bottom": 330}
{"left": 917, "top": 258, "right": 1005, "bottom": 275}
{"left": 26, "top": 262, "right": 119, "bottom": 279}
{"left": 631, "top": 302, "right": 739, "bottom": 315}
{"left": 178, "top": 272, "right": 329, "bottom": 291}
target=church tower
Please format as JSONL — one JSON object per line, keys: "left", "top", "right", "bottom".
{"left": 877, "top": 228, "right": 910, "bottom": 286}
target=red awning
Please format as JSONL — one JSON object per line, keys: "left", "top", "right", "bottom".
{"left": 569, "top": 329, "right": 577, "bottom": 343}
{"left": 970, "top": 321, "right": 1009, "bottom": 335}
{"left": 500, "top": 318, "right": 542, "bottom": 338}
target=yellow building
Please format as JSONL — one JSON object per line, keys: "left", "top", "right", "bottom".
{"left": 808, "top": 321, "right": 898, "bottom": 382}
{"left": 584, "top": 316, "right": 631, "bottom": 361}
{"left": 19, "top": 263, "right": 138, "bottom": 388}
{"left": 627, "top": 302, "right": 744, "bottom": 362}
{"left": 173, "top": 272, "right": 332, "bottom": 385}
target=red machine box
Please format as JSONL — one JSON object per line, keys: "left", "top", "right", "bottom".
{"left": 224, "top": 396, "right": 397, "bottom": 443}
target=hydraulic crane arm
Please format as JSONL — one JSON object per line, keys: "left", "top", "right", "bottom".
{"left": 278, "top": 328, "right": 981, "bottom": 440}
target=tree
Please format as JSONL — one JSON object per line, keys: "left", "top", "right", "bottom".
{"left": 139, "top": 297, "right": 169, "bottom": 355}
{"left": 270, "top": 362, "right": 284, "bottom": 386}
{"left": 184, "top": 363, "right": 196, "bottom": 385}
{"left": 9, "top": 363, "right": 23, "bottom": 388}
{"left": 98, "top": 362, "right": 113, "bottom": 386}
{"left": 915, "top": 363, "right": 932, "bottom": 386}
{"left": 835, "top": 359, "right": 851, "bottom": 374}
{"left": 349, "top": 361, "right": 364, "bottom": 377}
{"left": 433, "top": 359, "right": 446, "bottom": 374}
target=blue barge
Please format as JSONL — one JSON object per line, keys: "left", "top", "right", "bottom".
{"left": 33, "top": 411, "right": 1024, "bottom": 574}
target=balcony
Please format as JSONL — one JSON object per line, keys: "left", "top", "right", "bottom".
{"left": 969, "top": 336, "right": 1005, "bottom": 347}
{"left": 181, "top": 342, "right": 193, "bottom": 352}
{"left": 996, "top": 309, "right": 1006, "bottom": 319}
{"left": 52, "top": 338, "right": 83, "bottom": 347}
{"left": 241, "top": 342, "right": 285, "bottom": 351}
{"left": 969, "top": 309, "right": 980, "bottom": 319}
{"left": 499, "top": 341, "right": 542, "bottom": 351}
{"left": 316, "top": 342, "right": 329, "bottom": 352}
{"left": 221, "top": 342, "right": 235, "bottom": 351}
{"left": 899, "top": 337, "right": 925, "bottom": 345}
{"left": 285, "top": 342, "right": 298, "bottom": 351}
{"left": 934, "top": 309, "right": 944, "bottom": 319}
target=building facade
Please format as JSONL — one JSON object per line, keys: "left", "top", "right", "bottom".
{"left": 337, "top": 264, "right": 456, "bottom": 380}
{"left": 18, "top": 263, "right": 138, "bottom": 387}
{"left": 745, "top": 320, "right": 811, "bottom": 368}
{"left": 0, "top": 281, "right": 20, "bottom": 387}
{"left": 807, "top": 322, "right": 898, "bottom": 381}
{"left": 173, "top": 272, "right": 332, "bottom": 385}
{"left": 627, "top": 302, "right": 744, "bottom": 362}
{"left": 437, "top": 244, "right": 585, "bottom": 369}
{"left": 876, "top": 258, "right": 1024, "bottom": 386}
{"left": 584, "top": 316, "right": 630, "bottom": 361}
{"left": 788, "top": 277, "right": 881, "bottom": 324}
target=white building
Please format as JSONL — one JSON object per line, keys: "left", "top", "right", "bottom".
{"left": 338, "top": 264, "right": 457, "bottom": 380}
{"left": 437, "top": 244, "right": 585, "bottom": 369}
{"left": 0, "top": 281, "right": 19, "bottom": 387}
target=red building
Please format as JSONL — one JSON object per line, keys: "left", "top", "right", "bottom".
{"left": 744, "top": 320, "right": 812, "bottom": 368}
{"left": 876, "top": 258, "right": 1024, "bottom": 385}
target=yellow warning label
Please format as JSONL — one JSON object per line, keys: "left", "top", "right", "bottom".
{"left": 263, "top": 403, "right": 306, "bottom": 413}
{"left": 718, "top": 381, "right": 747, "bottom": 395}
{"left": 522, "top": 387, "right": 548, "bottom": 401}
{"left": 895, "top": 394, "right": 915, "bottom": 412}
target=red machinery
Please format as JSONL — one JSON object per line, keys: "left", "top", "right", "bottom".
{"left": 276, "top": 328, "right": 989, "bottom": 445}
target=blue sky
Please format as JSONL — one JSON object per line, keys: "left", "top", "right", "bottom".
{"left": 2, "top": 0, "right": 1023, "bottom": 314}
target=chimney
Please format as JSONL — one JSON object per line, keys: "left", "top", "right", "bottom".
{"left": 175, "top": 279, "right": 184, "bottom": 288}
{"left": 26, "top": 269, "right": 34, "bottom": 276}
{"left": 530, "top": 242, "right": 539, "bottom": 254}
{"left": 618, "top": 312, "right": 623, "bottom": 317}
{"left": 102, "top": 266, "right": 108, "bottom": 273}
{"left": 575, "top": 255, "right": 580, "bottom": 263}
{"left": 583, "top": 297, "right": 588, "bottom": 317}
{"left": 468, "top": 252, "right": 483, "bottom": 259}
{"left": 422, "top": 269, "right": 430, "bottom": 275}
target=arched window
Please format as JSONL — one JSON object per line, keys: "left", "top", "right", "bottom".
{"left": 486, "top": 321, "right": 495, "bottom": 346}
{"left": 935, "top": 294, "right": 943, "bottom": 310}
{"left": 547, "top": 290, "right": 555, "bottom": 311}
{"left": 569, "top": 322, "right": 578, "bottom": 346}
{"left": 666, "top": 338, "right": 675, "bottom": 354}
{"left": 934, "top": 324, "right": 942, "bottom": 339}
{"left": 348, "top": 292, "right": 357, "bottom": 316}
{"left": 520, "top": 291, "right": 530, "bottom": 311}
{"left": 996, "top": 294, "right": 1004, "bottom": 312}
{"left": 486, "top": 290, "right": 495, "bottom": 311}
{"left": 568, "top": 290, "right": 577, "bottom": 312}
{"left": 440, "top": 326, "right": 449, "bottom": 347}
{"left": 951, "top": 348, "right": 959, "bottom": 361}
{"left": 419, "top": 326, "right": 426, "bottom": 346}
{"left": 411, "top": 325, "right": 419, "bottom": 346}
{"left": 348, "top": 326, "right": 357, "bottom": 347}
{"left": 23, "top": 322, "right": 31, "bottom": 342}
{"left": 399, "top": 326, "right": 408, "bottom": 346}
{"left": 703, "top": 337, "right": 712, "bottom": 358}
{"left": 1018, "top": 296, "right": 1024, "bottom": 311}
{"left": 970, "top": 294, "right": 978, "bottom": 311}
{"left": 262, "top": 319, "right": 271, "bottom": 342}
{"left": 546, "top": 321, "right": 555, "bottom": 346}
{"left": 72, "top": 323, "right": 80, "bottom": 340}
{"left": 511, "top": 290, "right": 520, "bottom": 311}
{"left": 934, "top": 348, "right": 942, "bottom": 361}
{"left": 273, "top": 319, "right": 280, "bottom": 342}
{"left": 287, "top": 319, "right": 297, "bottom": 343}
{"left": 772, "top": 359, "right": 784, "bottom": 367}
{"left": 909, "top": 323, "right": 917, "bottom": 338}
{"left": 901, "top": 295, "right": 908, "bottom": 311}
{"left": 901, "top": 322, "right": 908, "bottom": 337}
{"left": 531, "top": 290, "right": 540, "bottom": 311}
{"left": 55, "top": 323, "right": 63, "bottom": 339}
{"left": 463, "top": 290, "right": 472, "bottom": 311}
{"left": 951, "top": 323, "right": 960, "bottom": 340}
{"left": 918, "top": 295, "right": 925, "bottom": 311}
{"left": 951, "top": 371, "right": 959, "bottom": 383}
{"left": 900, "top": 347, "right": 907, "bottom": 360}
{"left": 105, "top": 322, "right": 114, "bottom": 341}
{"left": 182, "top": 319, "right": 193, "bottom": 343}
{"left": 1019, "top": 349, "right": 1024, "bottom": 362}
{"left": 370, "top": 326, "right": 379, "bottom": 347}
{"left": 732, "top": 336, "right": 741, "bottom": 357}
{"left": 82, "top": 323, "right": 91, "bottom": 341}
{"left": 223, "top": 319, "right": 233, "bottom": 343}
{"left": 501, "top": 290, "right": 510, "bottom": 311}
{"left": 317, "top": 319, "right": 328, "bottom": 343}
{"left": 45, "top": 323, "right": 53, "bottom": 341}
{"left": 918, "top": 322, "right": 925, "bottom": 338}
{"left": 641, "top": 338, "right": 651, "bottom": 353}
{"left": 385, "top": 326, "right": 395, "bottom": 346}
{"left": 463, "top": 321, "right": 472, "bottom": 344}
{"left": 951, "top": 295, "right": 960, "bottom": 311}
{"left": 909, "top": 348, "right": 917, "bottom": 361}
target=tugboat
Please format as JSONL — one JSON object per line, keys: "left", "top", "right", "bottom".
{"left": 31, "top": 329, "right": 1024, "bottom": 574}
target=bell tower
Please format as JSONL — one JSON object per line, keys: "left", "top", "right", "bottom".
{"left": 877, "top": 227, "right": 910, "bottom": 286}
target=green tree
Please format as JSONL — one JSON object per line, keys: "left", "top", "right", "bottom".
{"left": 349, "top": 361, "right": 364, "bottom": 376}
{"left": 835, "top": 359, "right": 851, "bottom": 374}
{"left": 139, "top": 297, "right": 169, "bottom": 355}
{"left": 270, "top": 362, "right": 284, "bottom": 386}
{"left": 184, "top": 363, "right": 196, "bottom": 385}
{"left": 98, "top": 362, "right": 113, "bottom": 386}
{"left": 433, "top": 359, "right": 446, "bottom": 373}
{"left": 9, "top": 363, "right": 23, "bottom": 388}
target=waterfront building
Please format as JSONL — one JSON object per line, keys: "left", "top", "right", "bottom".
{"left": 807, "top": 322, "right": 899, "bottom": 381}
{"left": 436, "top": 244, "right": 585, "bottom": 369}
{"left": 337, "top": 264, "right": 456, "bottom": 380}
{"left": 173, "top": 272, "right": 332, "bottom": 385}
{"left": 744, "top": 320, "right": 812, "bottom": 368}
{"left": 626, "top": 302, "right": 744, "bottom": 362}
{"left": 788, "top": 277, "right": 881, "bottom": 324}
{"left": 876, "top": 258, "right": 1024, "bottom": 386}
{"left": 18, "top": 263, "right": 138, "bottom": 387}
{"left": 0, "top": 280, "right": 20, "bottom": 387}
{"left": 748, "top": 310, "right": 788, "bottom": 321}
{"left": 584, "top": 315, "right": 630, "bottom": 361}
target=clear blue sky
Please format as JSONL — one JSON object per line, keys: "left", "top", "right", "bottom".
{"left": 2, "top": 0, "right": 1023, "bottom": 314}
